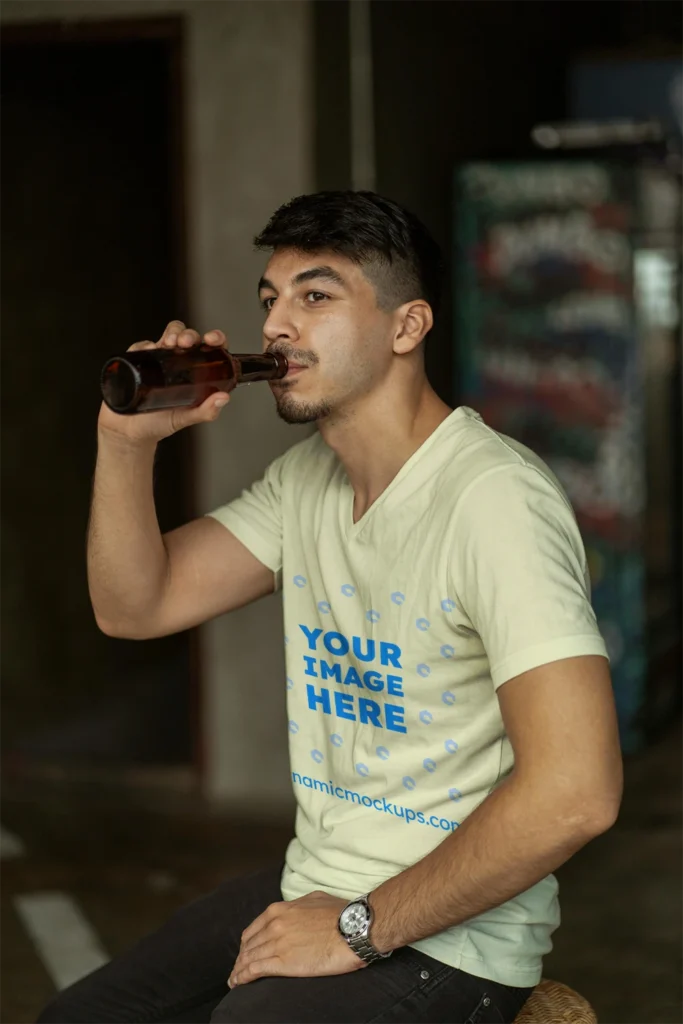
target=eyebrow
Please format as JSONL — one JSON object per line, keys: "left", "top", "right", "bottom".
{"left": 257, "top": 265, "right": 348, "bottom": 295}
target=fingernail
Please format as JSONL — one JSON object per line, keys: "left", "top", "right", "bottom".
{"left": 215, "top": 396, "right": 229, "bottom": 407}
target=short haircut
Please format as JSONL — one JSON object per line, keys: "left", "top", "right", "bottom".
{"left": 254, "top": 190, "right": 443, "bottom": 323}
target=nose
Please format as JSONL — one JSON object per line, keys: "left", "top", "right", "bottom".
{"left": 262, "top": 300, "right": 300, "bottom": 346}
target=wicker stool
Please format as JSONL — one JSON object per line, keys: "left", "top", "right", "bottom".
{"left": 513, "top": 979, "right": 597, "bottom": 1024}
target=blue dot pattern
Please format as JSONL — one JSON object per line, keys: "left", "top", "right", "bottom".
{"left": 284, "top": 578, "right": 467, "bottom": 829}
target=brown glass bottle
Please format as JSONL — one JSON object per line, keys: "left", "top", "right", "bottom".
{"left": 100, "top": 345, "right": 288, "bottom": 414}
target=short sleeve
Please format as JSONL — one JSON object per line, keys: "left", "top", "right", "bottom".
{"left": 450, "top": 464, "right": 609, "bottom": 689}
{"left": 205, "top": 453, "right": 286, "bottom": 591}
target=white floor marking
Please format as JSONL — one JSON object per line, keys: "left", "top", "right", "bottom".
{"left": 14, "top": 891, "right": 109, "bottom": 990}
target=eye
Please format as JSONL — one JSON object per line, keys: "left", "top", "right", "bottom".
{"left": 261, "top": 296, "right": 276, "bottom": 312}
{"left": 306, "top": 291, "right": 328, "bottom": 304}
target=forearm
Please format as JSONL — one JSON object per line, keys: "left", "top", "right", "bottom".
{"left": 370, "top": 771, "right": 612, "bottom": 953}
{"left": 87, "top": 430, "right": 168, "bottom": 633}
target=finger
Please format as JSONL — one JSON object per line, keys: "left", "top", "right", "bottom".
{"left": 240, "top": 907, "right": 276, "bottom": 945}
{"left": 159, "top": 320, "right": 186, "bottom": 345}
{"left": 174, "top": 328, "right": 201, "bottom": 348}
{"left": 168, "top": 390, "right": 230, "bottom": 434}
{"left": 229, "top": 953, "right": 282, "bottom": 989}
{"left": 126, "top": 340, "right": 157, "bottom": 352}
{"left": 234, "top": 932, "right": 274, "bottom": 974}
{"left": 203, "top": 329, "right": 227, "bottom": 347}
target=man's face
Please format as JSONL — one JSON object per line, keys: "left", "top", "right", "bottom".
{"left": 258, "top": 248, "right": 395, "bottom": 425}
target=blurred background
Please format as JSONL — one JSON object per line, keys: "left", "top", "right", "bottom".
{"left": 1, "top": 1, "right": 681, "bottom": 1021}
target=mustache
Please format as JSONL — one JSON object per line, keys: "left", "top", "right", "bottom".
{"left": 267, "top": 345, "right": 317, "bottom": 368}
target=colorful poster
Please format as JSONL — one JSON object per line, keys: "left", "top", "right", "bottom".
{"left": 454, "top": 161, "right": 645, "bottom": 750}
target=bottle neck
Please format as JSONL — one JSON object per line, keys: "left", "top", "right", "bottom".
{"left": 235, "top": 353, "right": 288, "bottom": 384}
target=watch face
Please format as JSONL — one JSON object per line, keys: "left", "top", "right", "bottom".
{"left": 340, "top": 902, "right": 369, "bottom": 937}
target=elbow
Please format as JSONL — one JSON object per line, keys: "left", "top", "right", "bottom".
{"left": 93, "top": 612, "right": 151, "bottom": 640}
{"left": 573, "top": 783, "right": 623, "bottom": 838}
{"left": 583, "top": 797, "right": 621, "bottom": 837}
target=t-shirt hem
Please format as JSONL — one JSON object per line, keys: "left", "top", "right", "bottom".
{"left": 491, "top": 635, "right": 610, "bottom": 690}
{"left": 205, "top": 508, "right": 282, "bottom": 576}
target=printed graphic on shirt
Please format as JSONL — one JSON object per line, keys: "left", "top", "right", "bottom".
{"left": 285, "top": 574, "right": 466, "bottom": 834}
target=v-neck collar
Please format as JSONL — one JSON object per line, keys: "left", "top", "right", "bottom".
{"left": 342, "top": 408, "right": 468, "bottom": 538}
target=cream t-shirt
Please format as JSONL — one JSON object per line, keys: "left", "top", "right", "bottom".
{"left": 207, "top": 406, "right": 608, "bottom": 987}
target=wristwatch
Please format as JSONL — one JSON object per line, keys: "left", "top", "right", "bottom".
{"left": 337, "top": 893, "right": 392, "bottom": 965}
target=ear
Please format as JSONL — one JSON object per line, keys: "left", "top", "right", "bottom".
{"left": 393, "top": 300, "right": 433, "bottom": 355}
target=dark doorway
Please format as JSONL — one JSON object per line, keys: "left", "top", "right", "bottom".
{"left": 1, "top": 18, "right": 198, "bottom": 770}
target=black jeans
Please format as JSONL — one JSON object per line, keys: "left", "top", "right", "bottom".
{"left": 36, "top": 864, "right": 534, "bottom": 1024}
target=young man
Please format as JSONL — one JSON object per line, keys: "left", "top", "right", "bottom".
{"left": 41, "top": 191, "right": 622, "bottom": 1024}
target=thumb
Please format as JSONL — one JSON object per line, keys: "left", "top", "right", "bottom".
{"left": 170, "top": 392, "right": 230, "bottom": 432}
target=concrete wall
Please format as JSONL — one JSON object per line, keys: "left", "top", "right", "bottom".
{"left": 2, "top": 0, "right": 314, "bottom": 812}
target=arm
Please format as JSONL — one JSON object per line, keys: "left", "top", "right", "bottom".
{"left": 88, "top": 431, "right": 275, "bottom": 640}
{"left": 228, "top": 651, "right": 618, "bottom": 987}
{"left": 88, "top": 321, "right": 277, "bottom": 638}
{"left": 368, "top": 654, "right": 623, "bottom": 952}
{"left": 227, "top": 653, "right": 623, "bottom": 988}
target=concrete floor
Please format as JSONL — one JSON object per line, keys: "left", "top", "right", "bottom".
{"left": 2, "top": 721, "right": 681, "bottom": 1024}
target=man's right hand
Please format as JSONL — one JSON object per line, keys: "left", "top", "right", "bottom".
{"left": 97, "top": 320, "right": 232, "bottom": 445}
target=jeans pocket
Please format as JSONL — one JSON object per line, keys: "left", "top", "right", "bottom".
{"left": 465, "top": 992, "right": 505, "bottom": 1024}
{"left": 470, "top": 984, "right": 536, "bottom": 1024}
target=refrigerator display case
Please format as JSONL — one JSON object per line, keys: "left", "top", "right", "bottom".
{"left": 454, "top": 159, "right": 681, "bottom": 751}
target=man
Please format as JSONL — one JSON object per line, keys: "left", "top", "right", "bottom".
{"left": 40, "top": 191, "right": 622, "bottom": 1024}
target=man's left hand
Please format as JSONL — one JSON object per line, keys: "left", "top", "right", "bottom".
{"left": 228, "top": 891, "right": 365, "bottom": 988}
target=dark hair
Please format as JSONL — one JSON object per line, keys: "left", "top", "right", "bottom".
{"left": 253, "top": 190, "right": 443, "bottom": 322}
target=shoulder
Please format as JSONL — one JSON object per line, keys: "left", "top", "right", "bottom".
{"left": 443, "top": 407, "right": 574, "bottom": 518}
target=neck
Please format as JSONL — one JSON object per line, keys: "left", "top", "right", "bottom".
{"left": 317, "top": 370, "right": 453, "bottom": 523}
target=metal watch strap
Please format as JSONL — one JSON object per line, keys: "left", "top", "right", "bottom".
{"left": 347, "top": 932, "right": 390, "bottom": 964}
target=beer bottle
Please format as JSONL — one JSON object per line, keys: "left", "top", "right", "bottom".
{"left": 100, "top": 345, "right": 288, "bottom": 414}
